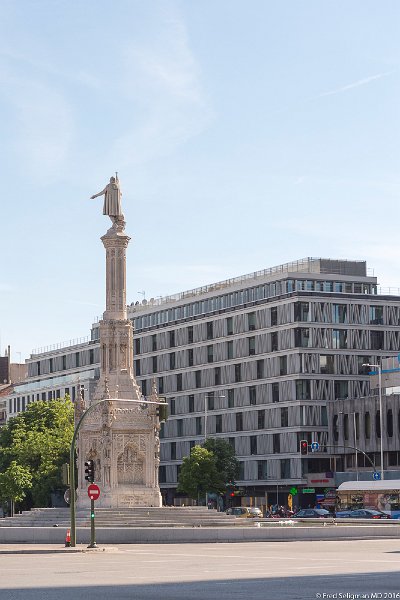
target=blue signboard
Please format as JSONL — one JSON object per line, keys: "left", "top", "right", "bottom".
{"left": 373, "top": 472, "right": 381, "bottom": 481}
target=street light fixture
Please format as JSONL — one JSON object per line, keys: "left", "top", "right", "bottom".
{"left": 363, "top": 362, "right": 384, "bottom": 480}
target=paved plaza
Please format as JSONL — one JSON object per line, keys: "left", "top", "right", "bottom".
{"left": 1, "top": 539, "right": 400, "bottom": 599}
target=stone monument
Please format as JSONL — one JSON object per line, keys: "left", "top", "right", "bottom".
{"left": 76, "top": 175, "right": 162, "bottom": 508}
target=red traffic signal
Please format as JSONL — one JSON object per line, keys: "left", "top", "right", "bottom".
{"left": 300, "top": 440, "right": 308, "bottom": 456}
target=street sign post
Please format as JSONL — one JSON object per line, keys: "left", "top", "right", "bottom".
{"left": 87, "top": 484, "right": 100, "bottom": 549}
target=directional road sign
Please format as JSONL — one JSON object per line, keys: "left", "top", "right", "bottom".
{"left": 87, "top": 483, "right": 101, "bottom": 501}
{"left": 373, "top": 472, "right": 381, "bottom": 481}
{"left": 310, "top": 442, "right": 319, "bottom": 451}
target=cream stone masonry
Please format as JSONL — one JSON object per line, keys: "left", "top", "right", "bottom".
{"left": 76, "top": 178, "right": 162, "bottom": 508}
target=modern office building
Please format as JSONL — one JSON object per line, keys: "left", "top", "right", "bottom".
{"left": 125, "top": 257, "right": 400, "bottom": 506}
{"left": 5, "top": 336, "right": 99, "bottom": 419}
{"left": 4, "top": 257, "right": 400, "bottom": 507}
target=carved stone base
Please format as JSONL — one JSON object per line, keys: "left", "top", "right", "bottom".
{"left": 77, "top": 486, "right": 162, "bottom": 509}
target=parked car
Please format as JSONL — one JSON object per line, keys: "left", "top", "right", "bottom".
{"left": 345, "top": 509, "right": 390, "bottom": 519}
{"left": 293, "top": 508, "right": 331, "bottom": 519}
{"left": 226, "top": 507, "right": 262, "bottom": 518}
{"left": 335, "top": 510, "right": 353, "bottom": 518}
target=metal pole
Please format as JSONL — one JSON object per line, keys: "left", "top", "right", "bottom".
{"left": 204, "top": 396, "right": 207, "bottom": 441}
{"left": 378, "top": 366, "right": 384, "bottom": 480}
{"left": 88, "top": 498, "right": 97, "bottom": 548}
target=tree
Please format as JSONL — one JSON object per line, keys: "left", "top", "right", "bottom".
{"left": 177, "top": 446, "right": 220, "bottom": 500}
{"left": 0, "top": 461, "right": 32, "bottom": 516}
{"left": 177, "top": 440, "right": 240, "bottom": 501}
{"left": 0, "top": 398, "right": 74, "bottom": 510}
{"left": 203, "top": 438, "right": 240, "bottom": 492}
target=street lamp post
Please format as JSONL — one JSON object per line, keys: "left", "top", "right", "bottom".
{"left": 363, "top": 362, "right": 384, "bottom": 480}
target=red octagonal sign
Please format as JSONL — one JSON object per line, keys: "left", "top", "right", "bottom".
{"left": 87, "top": 483, "right": 101, "bottom": 501}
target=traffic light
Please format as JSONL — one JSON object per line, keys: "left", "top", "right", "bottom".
{"left": 84, "top": 460, "right": 95, "bottom": 483}
{"left": 300, "top": 440, "right": 308, "bottom": 456}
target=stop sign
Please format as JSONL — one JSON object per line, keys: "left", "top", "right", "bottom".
{"left": 87, "top": 483, "right": 101, "bottom": 501}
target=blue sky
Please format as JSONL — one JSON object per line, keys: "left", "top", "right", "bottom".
{"left": 1, "top": 0, "right": 399, "bottom": 360}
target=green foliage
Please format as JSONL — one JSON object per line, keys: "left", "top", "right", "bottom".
{"left": 0, "top": 398, "right": 74, "bottom": 509}
{"left": 177, "top": 439, "right": 240, "bottom": 500}
{"left": 0, "top": 461, "right": 32, "bottom": 504}
{"left": 203, "top": 438, "right": 240, "bottom": 489}
{"left": 177, "top": 446, "right": 219, "bottom": 499}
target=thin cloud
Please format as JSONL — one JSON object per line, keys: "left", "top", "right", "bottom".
{"left": 318, "top": 71, "right": 394, "bottom": 98}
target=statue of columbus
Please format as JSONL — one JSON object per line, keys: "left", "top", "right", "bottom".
{"left": 91, "top": 174, "right": 124, "bottom": 226}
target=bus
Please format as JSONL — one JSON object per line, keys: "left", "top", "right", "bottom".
{"left": 336, "top": 480, "right": 400, "bottom": 519}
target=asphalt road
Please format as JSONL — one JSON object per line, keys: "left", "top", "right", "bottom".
{"left": 1, "top": 539, "right": 400, "bottom": 600}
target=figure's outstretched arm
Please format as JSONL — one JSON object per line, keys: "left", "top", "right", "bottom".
{"left": 90, "top": 187, "right": 107, "bottom": 200}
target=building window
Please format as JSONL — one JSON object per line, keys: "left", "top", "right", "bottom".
{"left": 228, "top": 437, "right": 235, "bottom": 451}
{"left": 159, "top": 466, "right": 166, "bottom": 483}
{"left": 134, "top": 338, "right": 141, "bottom": 354}
{"left": 141, "top": 380, "right": 147, "bottom": 396}
{"left": 188, "top": 348, "right": 194, "bottom": 367}
{"left": 270, "top": 306, "right": 278, "bottom": 326}
{"left": 188, "top": 395, "right": 194, "bottom": 413}
{"left": 333, "top": 415, "right": 339, "bottom": 441}
{"left": 158, "top": 377, "right": 164, "bottom": 394}
{"left": 248, "top": 312, "right": 256, "bottom": 331}
{"left": 235, "top": 364, "right": 241, "bottom": 383}
{"left": 207, "top": 345, "right": 214, "bottom": 363}
{"left": 281, "top": 407, "right": 288, "bottom": 428}
{"left": 189, "top": 440, "right": 195, "bottom": 452}
{"left": 188, "top": 326, "right": 194, "bottom": 344}
{"left": 365, "top": 412, "right": 371, "bottom": 439}
{"left": 215, "top": 367, "right": 221, "bottom": 386}
{"left": 332, "top": 329, "right": 347, "bottom": 349}
{"left": 170, "top": 442, "right": 176, "bottom": 460}
{"left": 196, "top": 416, "right": 202, "bottom": 435}
{"left": 333, "top": 304, "right": 347, "bottom": 324}
{"left": 257, "top": 460, "right": 268, "bottom": 480}
{"left": 226, "top": 317, "right": 233, "bottom": 335}
{"left": 177, "top": 419, "right": 183, "bottom": 437}
{"left": 370, "top": 306, "right": 383, "bottom": 325}
{"left": 216, "top": 414, "right": 222, "bottom": 434}
{"left": 376, "top": 410, "right": 381, "bottom": 438}
{"left": 371, "top": 331, "right": 384, "bottom": 350}
{"left": 334, "top": 381, "right": 348, "bottom": 399}
{"left": 279, "top": 355, "right": 287, "bottom": 376}
{"left": 258, "top": 410, "right": 265, "bottom": 429}
{"left": 271, "top": 332, "right": 278, "bottom": 351}
{"left": 236, "top": 412, "right": 243, "bottom": 432}
{"left": 152, "top": 334, "right": 157, "bottom": 351}
{"left": 152, "top": 356, "right": 157, "bottom": 373}
{"left": 195, "top": 370, "right": 201, "bottom": 388}
{"left": 387, "top": 409, "right": 393, "bottom": 437}
{"left": 280, "top": 458, "right": 290, "bottom": 479}
{"left": 249, "top": 386, "right": 256, "bottom": 405}
{"left": 207, "top": 322, "right": 213, "bottom": 340}
{"left": 169, "top": 330, "right": 175, "bottom": 348}
{"left": 250, "top": 436, "right": 257, "bottom": 455}
{"left": 177, "top": 373, "right": 182, "bottom": 392}
{"left": 228, "top": 389, "right": 234, "bottom": 408}
{"left": 294, "top": 328, "right": 310, "bottom": 348}
{"left": 169, "top": 352, "right": 176, "bottom": 370}
{"left": 272, "top": 382, "right": 280, "bottom": 403}
{"left": 207, "top": 392, "right": 215, "bottom": 411}
{"left": 294, "top": 302, "right": 310, "bottom": 322}
{"left": 170, "top": 398, "right": 175, "bottom": 416}
{"left": 134, "top": 360, "right": 141, "bottom": 376}
{"left": 296, "top": 380, "right": 310, "bottom": 400}
{"left": 248, "top": 337, "right": 255, "bottom": 356}
{"left": 227, "top": 340, "right": 233, "bottom": 360}
{"left": 273, "top": 433, "right": 280, "bottom": 453}
{"left": 257, "top": 359, "right": 264, "bottom": 379}
{"left": 320, "top": 355, "right": 334, "bottom": 374}
{"left": 343, "top": 414, "right": 349, "bottom": 440}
